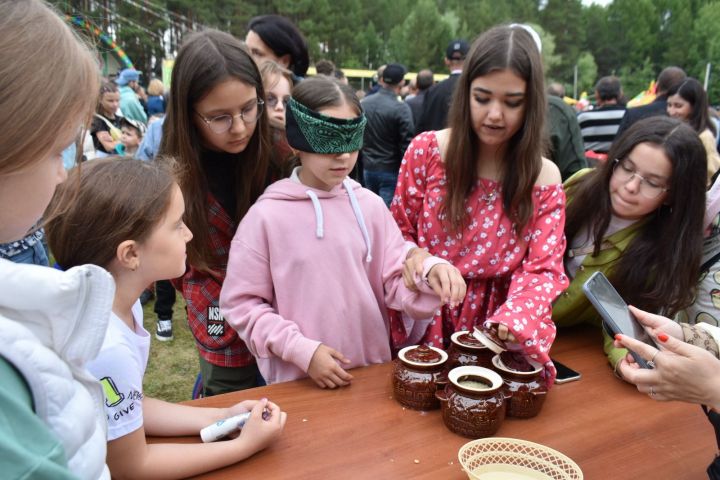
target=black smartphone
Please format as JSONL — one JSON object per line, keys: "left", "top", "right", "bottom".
{"left": 582, "top": 271, "right": 658, "bottom": 368}
{"left": 553, "top": 358, "right": 581, "bottom": 384}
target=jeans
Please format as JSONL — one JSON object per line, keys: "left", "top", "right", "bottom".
{"left": 363, "top": 169, "right": 398, "bottom": 207}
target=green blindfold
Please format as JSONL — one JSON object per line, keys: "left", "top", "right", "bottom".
{"left": 285, "top": 98, "right": 366, "bottom": 154}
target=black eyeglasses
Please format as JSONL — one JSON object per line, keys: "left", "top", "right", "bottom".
{"left": 196, "top": 100, "right": 265, "bottom": 134}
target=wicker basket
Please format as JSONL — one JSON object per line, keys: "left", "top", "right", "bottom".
{"left": 458, "top": 437, "right": 583, "bottom": 480}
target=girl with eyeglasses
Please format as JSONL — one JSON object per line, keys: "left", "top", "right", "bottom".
{"left": 553, "top": 116, "right": 707, "bottom": 376}
{"left": 259, "top": 60, "right": 297, "bottom": 178}
{"left": 159, "top": 29, "right": 274, "bottom": 396}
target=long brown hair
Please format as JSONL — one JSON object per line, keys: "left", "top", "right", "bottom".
{"left": 159, "top": 29, "right": 271, "bottom": 271}
{"left": 565, "top": 116, "right": 706, "bottom": 315}
{"left": 45, "top": 157, "right": 177, "bottom": 270}
{"left": 667, "top": 77, "right": 716, "bottom": 136}
{"left": 0, "top": 0, "right": 99, "bottom": 175}
{"left": 444, "top": 25, "right": 546, "bottom": 232}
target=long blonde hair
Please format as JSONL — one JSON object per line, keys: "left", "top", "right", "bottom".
{"left": 0, "top": 0, "right": 99, "bottom": 175}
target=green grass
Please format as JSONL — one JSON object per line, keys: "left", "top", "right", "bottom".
{"left": 141, "top": 297, "right": 199, "bottom": 403}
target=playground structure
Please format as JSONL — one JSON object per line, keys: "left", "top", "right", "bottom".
{"left": 66, "top": 15, "right": 134, "bottom": 77}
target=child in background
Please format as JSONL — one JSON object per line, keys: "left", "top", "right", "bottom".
{"left": 146, "top": 78, "right": 166, "bottom": 118}
{"left": 91, "top": 80, "right": 123, "bottom": 157}
{"left": 260, "top": 60, "right": 296, "bottom": 178}
{"left": 116, "top": 117, "right": 146, "bottom": 156}
{"left": 159, "top": 29, "right": 275, "bottom": 396}
{"left": 553, "top": 116, "right": 707, "bottom": 373}
{"left": 0, "top": 0, "right": 110, "bottom": 477}
{"left": 45, "top": 158, "right": 287, "bottom": 479}
{"left": 220, "top": 76, "right": 466, "bottom": 388}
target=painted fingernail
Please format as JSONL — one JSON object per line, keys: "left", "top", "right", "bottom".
{"left": 614, "top": 334, "right": 622, "bottom": 341}
{"left": 657, "top": 333, "right": 669, "bottom": 343}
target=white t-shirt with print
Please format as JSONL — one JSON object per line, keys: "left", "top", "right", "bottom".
{"left": 87, "top": 300, "right": 150, "bottom": 441}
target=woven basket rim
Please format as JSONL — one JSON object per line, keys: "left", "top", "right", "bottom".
{"left": 458, "top": 437, "right": 583, "bottom": 480}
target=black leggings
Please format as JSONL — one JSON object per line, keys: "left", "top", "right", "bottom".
{"left": 153, "top": 280, "right": 176, "bottom": 320}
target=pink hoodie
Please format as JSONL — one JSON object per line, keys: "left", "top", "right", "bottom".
{"left": 220, "top": 175, "right": 445, "bottom": 384}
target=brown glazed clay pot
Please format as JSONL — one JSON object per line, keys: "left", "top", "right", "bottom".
{"left": 435, "top": 366, "right": 509, "bottom": 438}
{"left": 492, "top": 354, "right": 548, "bottom": 418}
{"left": 392, "top": 345, "right": 448, "bottom": 410}
{"left": 446, "top": 331, "right": 495, "bottom": 370}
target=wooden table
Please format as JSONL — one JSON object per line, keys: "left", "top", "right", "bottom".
{"left": 159, "top": 326, "right": 716, "bottom": 479}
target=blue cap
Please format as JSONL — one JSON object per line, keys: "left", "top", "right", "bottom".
{"left": 115, "top": 69, "right": 141, "bottom": 86}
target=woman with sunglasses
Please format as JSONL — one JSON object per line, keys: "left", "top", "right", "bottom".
{"left": 553, "top": 116, "right": 708, "bottom": 376}
{"left": 260, "top": 60, "right": 297, "bottom": 178}
{"left": 159, "top": 29, "right": 272, "bottom": 395}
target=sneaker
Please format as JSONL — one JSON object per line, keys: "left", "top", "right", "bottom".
{"left": 155, "top": 319, "right": 173, "bottom": 342}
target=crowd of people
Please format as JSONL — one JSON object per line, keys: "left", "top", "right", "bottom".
{"left": 4, "top": 0, "right": 720, "bottom": 478}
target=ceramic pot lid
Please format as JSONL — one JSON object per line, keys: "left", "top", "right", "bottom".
{"left": 472, "top": 327, "right": 506, "bottom": 354}
{"left": 398, "top": 345, "right": 448, "bottom": 367}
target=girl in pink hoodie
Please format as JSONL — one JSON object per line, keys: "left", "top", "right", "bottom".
{"left": 220, "top": 76, "right": 466, "bottom": 388}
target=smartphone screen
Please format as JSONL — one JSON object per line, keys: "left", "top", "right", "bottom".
{"left": 583, "top": 272, "right": 656, "bottom": 345}
{"left": 553, "top": 358, "right": 581, "bottom": 384}
{"left": 582, "top": 272, "right": 658, "bottom": 368}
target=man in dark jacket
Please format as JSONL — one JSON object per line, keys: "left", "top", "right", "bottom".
{"left": 360, "top": 63, "right": 414, "bottom": 206}
{"left": 415, "top": 39, "right": 469, "bottom": 134}
{"left": 406, "top": 69, "right": 434, "bottom": 127}
{"left": 616, "top": 66, "right": 686, "bottom": 136}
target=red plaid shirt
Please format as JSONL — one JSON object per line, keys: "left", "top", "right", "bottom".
{"left": 173, "top": 194, "right": 255, "bottom": 368}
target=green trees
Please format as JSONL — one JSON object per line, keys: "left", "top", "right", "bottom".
{"left": 48, "top": 0, "right": 720, "bottom": 103}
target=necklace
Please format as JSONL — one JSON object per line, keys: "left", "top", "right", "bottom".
{"left": 478, "top": 179, "right": 498, "bottom": 205}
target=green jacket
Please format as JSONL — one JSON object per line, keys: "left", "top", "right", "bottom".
{"left": 553, "top": 168, "right": 646, "bottom": 367}
{"left": 548, "top": 95, "right": 587, "bottom": 181}
{"left": 0, "top": 358, "right": 78, "bottom": 479}
{"left": 119, "top": 85, "right": 148, "bottom": 124}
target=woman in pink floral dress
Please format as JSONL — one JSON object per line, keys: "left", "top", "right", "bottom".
{"left": 391, "top": 25, "right": 568, "bottom": 384}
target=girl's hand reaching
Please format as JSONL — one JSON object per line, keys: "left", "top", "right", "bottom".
{"left": 426, "top": 263, "right": 466, "bottom": 308}
{"left": 403, "top": 247, "right": 431, "bottom": 291}
{"left": 307, "top": 344, "right": 353, "bottom": 389}
{"left": 234, "top": 398, "right": 287, "bottom": 455}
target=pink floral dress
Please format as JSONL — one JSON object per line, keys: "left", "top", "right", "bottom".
{"left": 390, "top": 132, "right": 569, "bottom": 383}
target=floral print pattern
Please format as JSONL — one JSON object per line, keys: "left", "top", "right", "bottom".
{"left": 390, "top": 132, "right": 569, "bottom": 384}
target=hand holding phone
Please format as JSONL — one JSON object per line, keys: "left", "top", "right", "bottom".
{"left": 582, "top": 271, "right": 658, "bottom": 368}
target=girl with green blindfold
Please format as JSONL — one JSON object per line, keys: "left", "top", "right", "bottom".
{"left": 220, "top": 76, "right": 466, "bottom": 390}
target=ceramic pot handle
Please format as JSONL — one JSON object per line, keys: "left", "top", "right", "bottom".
{"left": 435, "top": 388, "right": 449, "bottom": 403}
{"left": 502, "top": 387, "right": 513, "bottom": 400}
{"left": 434, "top": 371, "right": 448, "bottom": 387}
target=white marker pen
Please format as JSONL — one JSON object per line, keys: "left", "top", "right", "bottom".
{"left": 200, "top": 412, "right": 251, "bottom": 443}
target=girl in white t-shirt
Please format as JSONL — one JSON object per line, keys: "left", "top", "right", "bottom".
{"left": 45, "top": 157, "right": 287, "bottom": 479}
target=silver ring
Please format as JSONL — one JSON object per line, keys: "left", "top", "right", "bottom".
{"left": 649, "top": 386, "right": 656, "bottom": 397}
{"left": 647, "top": 350, "right": 660, "bottom": 369}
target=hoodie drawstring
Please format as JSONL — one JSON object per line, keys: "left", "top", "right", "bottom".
{"left": 343, "top": 179, "right": 373, "bottom": 263}
{"left": 303, "top": 181, "right": 373, "bottom": 263}
{"left": 305, "top": 190, "right": 324, "bottom": 239}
